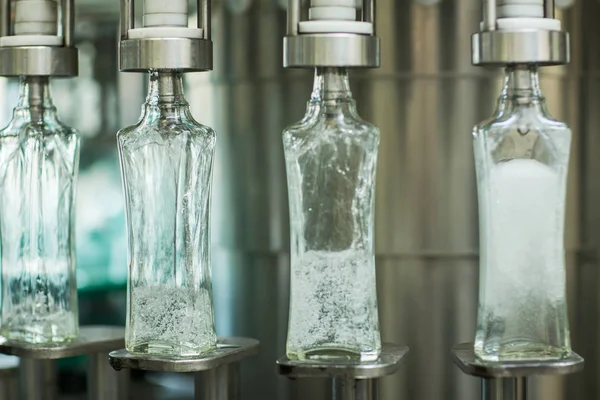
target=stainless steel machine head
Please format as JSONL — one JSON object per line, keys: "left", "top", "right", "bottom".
{"left": 472, "top": 0, "right": 569, "bottom": 66}
{"left": 0, "top": 0, "right": 78, "bottom": 77}
{"left": 119, "top": 0, "right": 213, "bottom": 72}
{"left": 283, "top": 0, "right": 380, "bottom": 68}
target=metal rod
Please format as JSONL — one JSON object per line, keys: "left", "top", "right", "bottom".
{"left": 87, "top": 352, "right": 129, "bottom": 400}
{"left": 0, "top": 361, "right": 18, "bottom": 400}
{"left": 197, "top": 0, "right": 202, "bottom": 30}
{"left": 0, "top": 0, "right": 10, "bottom": 37}
{"left": 363, "top": 0, "right": 375, "bottom": 34}
{"left": 221, "top": 363, "right": 240, "bottom": 400}
{"left": 120, "top": 0, "right": 134, "bottom": 40}
{"left": 18, "top": 359, "right": 57, "bottom": 400}
{"left": 482, "top": 377, "right": 527, "bottom": 400}
{"left": 62, "top": 0, "right": 75, "bottom": 47}
{"left": 482, "top": 0, "right": 497, "bottom": 31}
{"left": 194, "top": 364, "right": 240, "bottom": 400}
{"left": 200, "top": 0, "right": 210, "bottom": 40}
{"left": 544, "top": 0, "right": 555, "bottom": 18}
{"left": 332, "top": 378, "right": 378, "bottom": 400}
{"left": 287, "top": 0, "right": 301, "bottom": 36}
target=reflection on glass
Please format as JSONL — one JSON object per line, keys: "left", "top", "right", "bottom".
{"left": 284, "top": 68, "right": 381, "bottom": 361}
{"left": 474, "top": 66, "right": 571, "bottom": 361}
{"left": 119, "top": 71, "right": 217, "bottom": 357}
{"left": 0, "top": 77, "right": 79, "bottom": 343}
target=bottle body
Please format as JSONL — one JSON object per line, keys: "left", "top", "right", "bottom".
{"left": 0, "top": 77, "right": 80, "bottom": 343}
{"left": 284, "top": 68, "right": 381, "bottom": 361}
{"left": 474, "top": 67, "right": 571, "bottom": 361}
{"left": 119, "top": 72, "right": 217, "bottom": 357}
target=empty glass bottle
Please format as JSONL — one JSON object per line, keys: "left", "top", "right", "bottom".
{"left": 473, "top": 65, "right": 571, "bottom": 361}
{"left": 0, "top": 77, "right": 80, "bottom": 343}
{"left": 118, "top": 71, "right": 217, "bottom": 357}
{"left": 284, "top": 67, "right": 381, "bottom": 361}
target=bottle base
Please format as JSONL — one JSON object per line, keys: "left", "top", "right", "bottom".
{"left": 0, "top": 326, "right": 78, "bottom": 344}
{"left": 287, "top": 345, "right": 380, "bottom": 362}
{"left": 127, "top": 340, "right": 217, "bottom": 358}
{"left": 475, "top": 341, "right": 570, "bottom": 362}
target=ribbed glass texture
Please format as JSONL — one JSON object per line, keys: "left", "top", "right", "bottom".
{"left": 473, "top": 66, "right": 571, "bottom": 361}
{"left": 0, "top": 77, "right": 80, "bottom": 343}
{"left": 284, "top": 68, "right": 382, "bottom": 361}
{"left": 118, "top": 71, "right": 217, "bottom": 357}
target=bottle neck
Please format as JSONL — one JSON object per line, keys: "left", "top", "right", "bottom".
{"left": 501, "top": 65, "right": 544, "bottom": 103}
{"left": 15, "top": 76, "right": 55, "bottom": 122}
{"left": 311, "top": 67, "right": 353, "bottom": 102}
{"left": 144, "top": 71, "right": 189, "bottom": 118}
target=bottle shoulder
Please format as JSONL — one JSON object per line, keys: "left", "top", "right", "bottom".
{"left": 117, "top": 118, "right": 216, "bottom": 153}
{"left": 473, "top": 112, "right": 571, "bottom": 167}
{"left": 283, "top": 107, "right": 380, "bottom": 152}
{"left": 0, "top": 116, "right": 79, "bottom": 140}
{"left": 473, "top": 109, "right": 570, "bottom": 139}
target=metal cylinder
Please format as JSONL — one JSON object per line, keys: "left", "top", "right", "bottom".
{"left": 483, "top": 0, "right": 497, "bottom": 31}
{"left": 482, "top": 378, "right": 527, "bottom": 400}
{"left": 18, "top": 359, "right": 57, "bottom": 400}
{"left": 200, "top": 0, "right": 210, "bottom": 40}
{"left": 544, "top": 0, "right": 555, "bottom": 18}
{"left": 87, "top": 353, "right": 129, "bottom": 400}
{"left": 62, "top": 0, "right": 75, "bottom": 46}
{"left": 0, "top": 0, "right": 10, "bottom": 37}
{"left": 363, "top": 0, "right": 375, "bottom": 33}
{"left": 120, "top": 0, "right": 133, "bottom": 39}
{"left": 194, "top": 364, "right": 241, "bottom": 400}
{"left": 287, "top": 0, "right": 301, "bottom": 35}
{"left": 332, "top": 378, "right": 378, "bottom": 400}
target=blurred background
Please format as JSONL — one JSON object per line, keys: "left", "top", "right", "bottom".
{"left": 0, "top": 0, "right": 594, "bottom": 398}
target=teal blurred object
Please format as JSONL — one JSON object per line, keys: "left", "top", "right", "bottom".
{"left": 75, "top": 152, "right": 128, "bottom": 294}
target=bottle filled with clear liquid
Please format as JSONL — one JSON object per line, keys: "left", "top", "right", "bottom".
{"left": 284, "top": 67, "right": 382, "bottom": 361}
{"left": 473, "top": 65, "right": 571, "bottom": 361}
{"left": 0, "top": 77, "right": 80, "bottom": 343}
{"left": 118, "top": 71, "right": 217, "bottom": 357}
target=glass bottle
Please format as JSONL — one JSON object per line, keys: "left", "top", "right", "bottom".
{"left": 118, "top": 71, "right": 217, "bottom": 357}
{"left": 284, "top": 67, "right": 382, "bottom": 361}
{"left": 473, "top": 65, "right": 571, "bottom": 361}
{"left": 0, "top": 77, "right": 80, "bottom": 343}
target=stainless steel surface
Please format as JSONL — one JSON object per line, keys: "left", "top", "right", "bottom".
{"left": 277, "top": 344, "right": 408, "bottom": 379}
{"left": 288, "top": 0, "right": 301, "bottom": 35}
{"left": 88, "top": 352, "right": 129, "bottom": 400}
{"left": 195, "top": 364, "right": 240, "bottom": 400}
{"left": 19, "top": 359, "right": 56, "bottom": 400}
{"left": 451, "top": 343, "right": 584, "bottom": 378}
{"left": 482, "top": 378, "right": 527, "bottom": 400}
{"left": 363, "top": 0, "right": 375, "bottom": 32}
{"left": 0, "top": 0, "right": 10, "bottom": 38}
{"left": 0, "top": 326, "right": 124, "bottom": 359}
{"left": 471, "top": 31, "right": 569, "bottom": 66}
{"left": 483, "top": 0, "right": 497, "bottom": 31}
{"left": 284, "top": 34, "right": 380, "bottom": 68}
{"left": 108, "top": 337, "right": 259, "bottom": 373}
{"left": 120, "top": 0, "right": 133, "bottom": 40}
{"left": 200, "top": 0, "right": 210, "bottom": 40}
{"left": 0, "top": 46, "right": 78, "bottom": 77}
{"left": 0, "top": 356, "right": 18, "bottom": 400}
{"left": 62, "top": 0, "right": 75, "bottom": 47}
{"left": 119, "top": 38, "right": 213, "bottom": 72}
{"left": 544, "top": 0, "right": 554, "bottom": 18}
{"left": 333, "top": 378, "right": 378, "bottom": 400}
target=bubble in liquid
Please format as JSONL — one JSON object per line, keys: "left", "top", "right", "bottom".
{"left": 518, "top": 125, "right": 530, "bottom": 135}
